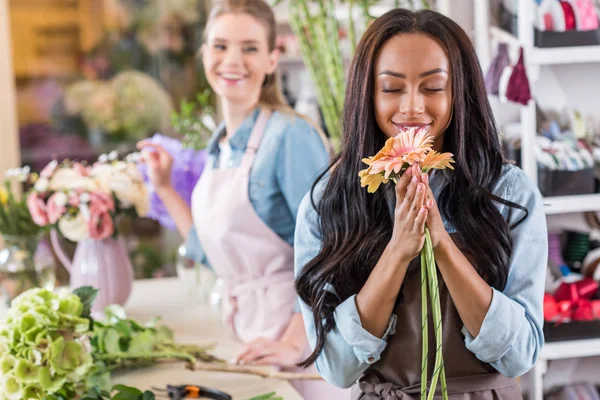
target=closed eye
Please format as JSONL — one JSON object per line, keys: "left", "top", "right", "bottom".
{"left": 381, "top": 89, "right": 402, "bottom": 93}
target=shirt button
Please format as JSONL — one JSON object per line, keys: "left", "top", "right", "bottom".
{"left": 367, "top": 356, "right": 375, "bottom": 363}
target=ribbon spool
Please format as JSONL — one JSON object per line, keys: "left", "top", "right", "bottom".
{"left": 582, "top": 247, "right": 600, "bottom": 281}
{"left": 574, "top": 0, "right": 599, "bottom": 30}
{"left": 560, "top": 1, "right": 577, "bottom": 30}
{"left": 550, "top": 0, "right": 568, "bottom": 31}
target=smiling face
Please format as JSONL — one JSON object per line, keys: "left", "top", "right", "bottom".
{"left": 373, "top": 33, "right": 452, "bottom": 151}
{"left": 201, "top": 12, "right": 279, "bottom": 108}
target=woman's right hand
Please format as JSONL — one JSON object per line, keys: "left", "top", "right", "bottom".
{"left": 390, "top": 163, "right": 428, "bottom": 263}
{"left": 137, "top": 141, "right": 173, "bottom": 191}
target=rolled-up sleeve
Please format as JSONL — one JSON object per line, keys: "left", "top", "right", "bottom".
{"left": 294, "top": 189, "right": 396, "bottom": 388}
{"left": 185, "top": 225, "right": 211, "bottom": 269}
{"left": 462, "top": 168, "right": 547, "bottom": 377}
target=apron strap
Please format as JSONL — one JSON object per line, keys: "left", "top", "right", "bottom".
{"left": 241, "top": 109, "right": 272, "bottom": 170}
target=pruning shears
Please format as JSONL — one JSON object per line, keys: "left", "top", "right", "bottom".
{"left": 153, "top": 385, "right": 232, "bottom": 400}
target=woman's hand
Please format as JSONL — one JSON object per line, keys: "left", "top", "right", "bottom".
{"left": 137, "top": 141, "right": 173, "bottom": 191}
{"left": 422, "top": 173, "right": 450, "bottom": 249}
{"left": 231, "top": 337, "right": 305, "bottom": 367}
{"left": 390, "top": 163, "right": 428, "bottom": 263}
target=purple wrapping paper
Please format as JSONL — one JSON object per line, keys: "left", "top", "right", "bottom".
{"left": 138, "top": 133, "right": 207, "bottom": 230}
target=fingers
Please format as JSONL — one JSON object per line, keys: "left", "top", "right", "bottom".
{"left": 232, "top": 339, "right": 275, "bottom": 365}
{"left": 137, "top": 142, "right": 169, "bottom": 156}
{"left": 399, "top": 173, "right": 420, "bottom": 216}
{"left": 395, "top": 165, "right": 414, "bottom": 202}
{"left": 414, "top": 205, "right": 428, "bottom": 233}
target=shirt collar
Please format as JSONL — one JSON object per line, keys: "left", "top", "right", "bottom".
{"left": 206, "top": 107, "right": 261, "bottom": 156}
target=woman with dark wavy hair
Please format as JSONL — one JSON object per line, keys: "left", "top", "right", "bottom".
{"left": 294, "top": 8, "right": 547, "bottom": 399}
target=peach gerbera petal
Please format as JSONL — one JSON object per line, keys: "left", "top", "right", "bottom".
{"left": 421, "top": 151, "right": 455, "bottom": 172}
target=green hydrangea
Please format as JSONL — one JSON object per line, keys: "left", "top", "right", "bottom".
{"left": 0, "top": 288, "right": 93, "bottom": 398}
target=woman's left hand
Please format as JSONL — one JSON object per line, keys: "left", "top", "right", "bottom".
{"left": 231, "top": 337, "right": 304, "bottom": 367}
{"left": 421, "top": 172, "right": 450, "bottom": 248}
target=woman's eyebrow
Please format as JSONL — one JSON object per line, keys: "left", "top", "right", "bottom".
{"left": 378, "top": 68, "right": 448, "bottom": 78}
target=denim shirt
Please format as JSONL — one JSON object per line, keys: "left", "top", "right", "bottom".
{"left": 186, "top": 108, "right": 330, "bottom": 268}
{"left": 294, "top": 164, "right": 548, "bottom": 388}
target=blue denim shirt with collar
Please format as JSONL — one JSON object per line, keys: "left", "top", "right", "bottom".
{"left": 294, "top": 164, "right": 548, "bottom": 388}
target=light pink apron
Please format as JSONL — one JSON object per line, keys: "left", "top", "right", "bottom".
{"left": 192, "top": 109, "right": 350, "bottom": 399}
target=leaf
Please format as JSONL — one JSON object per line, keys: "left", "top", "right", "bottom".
{"left": 73, "top": 286, "right": 99, "bottom": 319}
{"left": 112, "top": 384, "right": 143, "bottom": 397}
{"left": 141, "top": 391, "right": 156, "bottom": 400}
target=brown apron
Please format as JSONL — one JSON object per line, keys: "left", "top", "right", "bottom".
{"left": 351, "top": 235, "right": 522, "bottom": 400}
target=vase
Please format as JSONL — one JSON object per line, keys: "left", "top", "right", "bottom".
{"left": 0, "top": 234, "right": 56, "bottom": 305}
{"left": 51, "top": 230, "right": 134, "bottom": 316}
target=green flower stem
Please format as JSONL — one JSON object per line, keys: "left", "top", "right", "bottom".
{"left": 289, "top": 1, "right": 339, "bottom": 141}
{"left": 420, "top": 248, "right": 429, "bottom": 400}
{"left": 348, "top": 0, "right": 357, "bottom": 56}
{"left": 422, "top": 229, "right": 448, "bottom": 400}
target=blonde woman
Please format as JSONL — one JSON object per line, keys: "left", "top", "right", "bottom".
{"left": 139, "top": 1, "right": 347, "bottom": 398}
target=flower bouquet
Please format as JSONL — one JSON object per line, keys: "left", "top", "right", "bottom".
{"left": 27, "top": 153, "right": 150, "bottom": 311}
{"left": 359, "top": 127, "right": 454, "bottom": 400}
{"left": 27, "top": 152, "right": 149, "bottom": 242}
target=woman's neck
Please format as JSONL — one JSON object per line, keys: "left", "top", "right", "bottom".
{"left": 221, "top": 100, "right": 259, "bottom": 140}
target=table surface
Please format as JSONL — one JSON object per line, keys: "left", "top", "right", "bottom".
{"left": 0, "top": 277, "right": 302, "bottom": 400}
{"left": 111, "top": 277, "right": 302, "bottom": 399}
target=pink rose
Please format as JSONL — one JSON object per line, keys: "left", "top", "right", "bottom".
{"left": 73, "top": 163, "right": 91, "bottom": 177}
{"left": 46, "top": 192, "right": 67, "bottom": 224}
{"left": 40, "top": 160, "right": 58, "bottom": 179}
{"left": 68, "top": 192, "right": 80, "bottom": 207}
{"left": 89, "top": 191, "right": 114, "bottom": 213}
{"left": 27, "top": 192, "right": 49, "bottom": 226}
{"left": 88, "top": 209, "right": 114, "bottom": 240}
{"left": 87, "top": 191, "right": 115, "bottom": 240}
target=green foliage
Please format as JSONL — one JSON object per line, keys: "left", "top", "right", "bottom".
{"left": 171, "top": 88, "right": 216, "bottom": 150}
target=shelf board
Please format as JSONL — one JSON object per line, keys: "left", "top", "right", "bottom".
{"left": 488, "top": 26, "right": 600, "bottom": 66}
{"left": 531, "top": 46, "right": 600, "bottom": 65}
{"left": 541, "top": 338, "right": 600, "bottom": 360}
{"left": 543, "top": 194, "right": 600, "bottom": 215}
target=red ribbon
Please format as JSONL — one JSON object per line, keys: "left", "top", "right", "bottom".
{"left": 560, "top": 1, "right": 577, "bottom": 30}
{"left": 544, "top": 278, "right": 600, "bottom": 322}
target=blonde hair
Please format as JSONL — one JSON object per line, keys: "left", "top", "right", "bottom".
{"left": 204, "top": 0, "right": 332, "bottom": 154}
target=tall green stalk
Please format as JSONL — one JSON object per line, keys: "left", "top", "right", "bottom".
{"left": 421, "top": 228, "right": 449, "bottom": 400}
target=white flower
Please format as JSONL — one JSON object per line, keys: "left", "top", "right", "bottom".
{"left": 49, "top": 169, "right": 102, "bottom": 192}
{"left": 79, "top": 192, "right": 90, "bottom": 204}
{"left": 58, "top": 213, "right": 89, "bottom": 242}
{"left": 108, "top": 150, "right": 118, "bottom": 161}
{"left": 125, "top": 152, "right": 142, "bottom": 163}
{"left": 98, "top": 153, "right": 109, "bottom": 163}
{"left": 79, "top": 203, "right": 90, "bottom": 221}
{"left": 34, "top": 177, "right": 49, "bottom": 192}
{"left": 4, "top": 167, "right": 29, "bottom": 182}
{"left": 53, "top": 192, "right": 68, "bottom": 207}
{"left": 202, "top": 114, "right": 217, "bottom": 131}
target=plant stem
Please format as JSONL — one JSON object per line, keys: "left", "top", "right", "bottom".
{"left": 424, "top": 229, "right": 448, "bottom": 400}
{"left": 348, "top": 0, "right": 357, "bottom": 56}
{"left": 420, "top": 249, "right": 429, "bottom": 400}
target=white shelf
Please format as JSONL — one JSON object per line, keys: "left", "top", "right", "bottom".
{"left": 488, "top": 26, "right": 600, "bottom": 66}
{"left": 531, "top": 46, "right": 600, "bottom": 65}
{"left": 543, "top": 194, "right": 600, "bottom": 215}
{"left": 541, "top": 338, "right": 600, "bottom": 360}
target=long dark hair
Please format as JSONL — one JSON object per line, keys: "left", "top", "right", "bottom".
{"left": 295, "top": 9, "right": 528, "bottom": 367}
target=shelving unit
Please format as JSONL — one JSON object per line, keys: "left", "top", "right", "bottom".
{"left": 475, "top": 2, "right": 600, "bottom": 400}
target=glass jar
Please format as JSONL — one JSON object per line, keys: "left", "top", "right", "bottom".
{"left": 0, "top": 235, "right": 56, "bottom": 304}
